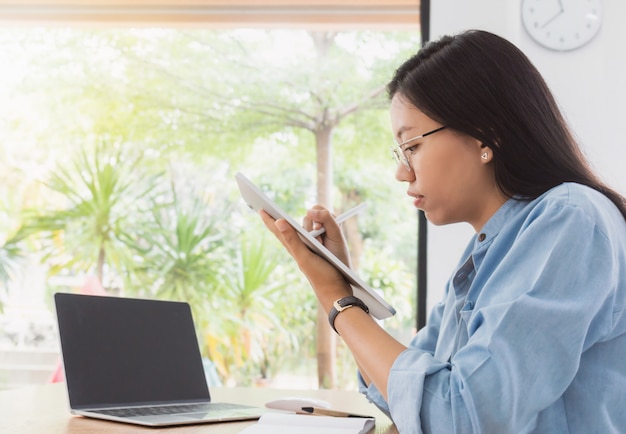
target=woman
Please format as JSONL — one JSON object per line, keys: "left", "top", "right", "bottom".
{"left": 260, "top": 30, "right": 626, "bottom": 433}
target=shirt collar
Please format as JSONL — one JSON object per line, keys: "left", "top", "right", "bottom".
{"left": 471, "top": 196, "right": 527, "bottom": 266}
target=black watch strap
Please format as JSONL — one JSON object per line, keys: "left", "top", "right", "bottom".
{"left": 328, "top": 296, "right": 369, "bottom": 335}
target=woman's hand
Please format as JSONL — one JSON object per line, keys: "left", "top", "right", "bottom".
{"left": 261, "top": 206, "right": 406, "bottom": 399}
{"left": 259, "top": 206, "right": 352, "bottom": 312}
{"left": 303, "top": 205, "right": 352, "bottom": 267}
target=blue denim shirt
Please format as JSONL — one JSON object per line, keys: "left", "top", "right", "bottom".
{"left": 360, "top": 183, "right": 626, "bottom": 434}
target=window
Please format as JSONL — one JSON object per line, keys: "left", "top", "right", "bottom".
{"left": 0, "top": 1, "right": 422, "bottom": 390}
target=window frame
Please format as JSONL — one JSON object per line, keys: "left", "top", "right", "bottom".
{"left": 0, "top": 0, "right": 420, "bottom": 28}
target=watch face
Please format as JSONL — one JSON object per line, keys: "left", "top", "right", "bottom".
{"left": 521, "top": 0, "right": 603, "bottom": 51}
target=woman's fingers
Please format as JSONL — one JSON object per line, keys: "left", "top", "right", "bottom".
{"left": 304, "top": 205, "right": 328, "bottom": 233}
{"left": 259, "top": 210, "right": 309, "bottom": 261}
{"left": 259, "top": 209, "right": 281, "bottom": 238}
{"left": 258, "top": 209, "right": 352, "bottom": 308}
{"left": 305, "top": 207, "right": 351, "bottom": 267}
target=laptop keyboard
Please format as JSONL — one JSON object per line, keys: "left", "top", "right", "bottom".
{"left": 94, "top": 402, "right": 252, "bottom": 417}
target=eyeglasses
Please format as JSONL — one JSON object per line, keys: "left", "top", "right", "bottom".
{"left": 391, "top": 126, "right": 447, "bottom": 170}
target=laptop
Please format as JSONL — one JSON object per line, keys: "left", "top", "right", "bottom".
{"left": 54, "top": 292, "right": 266, "bottom": 427}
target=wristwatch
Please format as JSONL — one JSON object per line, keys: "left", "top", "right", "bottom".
{"left": 328, "top": 296, "right": 369, "bottom": 335}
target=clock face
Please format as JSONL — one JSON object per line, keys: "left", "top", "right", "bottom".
{"left": 521, "top": 0, "right": 603, "bottom": 51}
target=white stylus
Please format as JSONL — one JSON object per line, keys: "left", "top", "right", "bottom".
{"left": 308, "top": 202, "right": 368, "bottom": 238}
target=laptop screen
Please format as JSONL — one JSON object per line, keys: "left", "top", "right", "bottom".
{"left": 54, "top": 293, "right": 211, "bottom": 409}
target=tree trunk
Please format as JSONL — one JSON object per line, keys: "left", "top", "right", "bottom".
{"left": 342, "top": 189, "right": 364, "bottom": 271}
{"left": 315, "top": 123, "right": 336, "bottom": 389}
{"left": 96, "top": 245, "right": 105, "bottom": 286}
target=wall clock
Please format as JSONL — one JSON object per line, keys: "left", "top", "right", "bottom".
{"left": 521, "top": 0, "right": 603, "bottom": 51}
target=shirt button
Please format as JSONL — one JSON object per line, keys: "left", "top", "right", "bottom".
{"left": 478, "top": 233, "right": 486, "bottom": 242}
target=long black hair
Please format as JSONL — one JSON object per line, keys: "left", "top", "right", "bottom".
{"left": 388, "top": 29, "right": 626, "bottom": 220}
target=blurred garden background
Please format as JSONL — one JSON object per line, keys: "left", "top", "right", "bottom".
{"left": 0, "top": 27, "right": 422, "bottom": 390}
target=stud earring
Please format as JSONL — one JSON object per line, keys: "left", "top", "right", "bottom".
{"left": 481, "top": 153, "right": 489, "bottom": 160}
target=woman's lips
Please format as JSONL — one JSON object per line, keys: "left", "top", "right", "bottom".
{"left": 409, "top": 193, "right": 424, "bottom": 208}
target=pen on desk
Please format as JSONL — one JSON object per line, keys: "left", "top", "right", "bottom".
{"left": 309, "top": 202, "right": 368, "bottom": 238}
{"left": 300, "top": 406, "right": 372, "bottom": 418}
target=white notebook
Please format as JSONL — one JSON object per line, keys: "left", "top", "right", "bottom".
{"left": 238, "top": 413, "right": 375, "bottom": 434}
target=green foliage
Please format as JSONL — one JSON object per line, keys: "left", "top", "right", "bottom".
{"left": 123, "top": 182, "right": 226, "bottom": 305}
{"left": 202, "top": 232, "right": 304, "bottom": 384}
{"left": 0, "top": 234, "right": 23, "bottom": 313}
{"left": 0, "top": 238, "right": 21, "bottom": 285}
{"left": 16, "top": 143, "right": 163, "bottom": 283}
{"left": 360, "top": 244, "right": 416, "bottom": 335}
{"left": 0, "top": 27, "right": 422, "bottom": 387}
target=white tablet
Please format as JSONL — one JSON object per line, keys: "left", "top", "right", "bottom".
{"left": 235, "top": 172, "right": 396, "bottom": 320}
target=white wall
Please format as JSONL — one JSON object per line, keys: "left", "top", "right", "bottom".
{"left": 425, "top": 0, "right": 626, "bottom": 313}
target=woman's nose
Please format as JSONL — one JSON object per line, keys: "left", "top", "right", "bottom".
{"left": 395, "top": 162, "right": 415, "bottom": 182}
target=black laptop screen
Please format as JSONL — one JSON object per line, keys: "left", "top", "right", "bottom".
{"left": 54, "top": 293, "right": 211, "bottom": 409}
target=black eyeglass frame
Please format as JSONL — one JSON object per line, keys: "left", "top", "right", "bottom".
{"left": 391, "top": 125, "right": 447, "bottom": 170}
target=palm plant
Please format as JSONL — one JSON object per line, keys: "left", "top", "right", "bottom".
{"left": 202, "top": 232, "right": 301, "bottom": 385}
{"left": 124, "top": 182, "right": 226, "bottom": 305}
{"left": 0, "top": 233, "right": 23, "bottom": 313}
{"left": 17, "top": 143, "right": 163, "bottom": 285}
{"left": 123, "top": 179, "right": 300, "bottom": 385}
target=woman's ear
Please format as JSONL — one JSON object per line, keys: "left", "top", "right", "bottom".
{"left": 478, "top": 142, "right": 492, "bottom": 163}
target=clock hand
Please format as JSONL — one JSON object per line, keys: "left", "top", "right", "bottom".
{"left": 541, "top": 0, "right": 565, "bottom": 28}
{"left": 541, "top": 10, "right": 564, "bottom": 28}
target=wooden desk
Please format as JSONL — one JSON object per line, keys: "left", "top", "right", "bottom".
{"left": 0, "top": 383, "right": 398, "bottom": 434}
